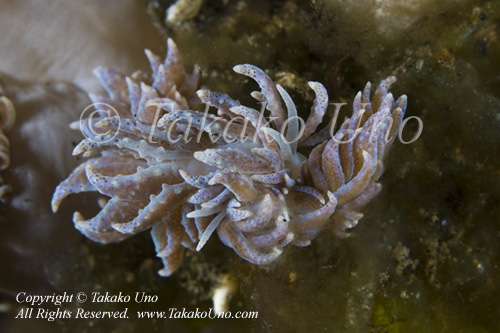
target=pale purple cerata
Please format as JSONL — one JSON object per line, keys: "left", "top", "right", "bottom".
{"left": 53, "top": 39, "right": 407, "bottom": 276}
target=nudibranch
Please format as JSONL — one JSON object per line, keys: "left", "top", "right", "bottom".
{"left": 52, "top": 39, "right": 407, "bottom": 276}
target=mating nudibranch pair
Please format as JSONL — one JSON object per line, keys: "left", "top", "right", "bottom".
{"left": 52, "top": 39, "right": 407, "bottom": 276}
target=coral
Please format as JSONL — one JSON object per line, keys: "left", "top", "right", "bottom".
{"left": 52, "top": 39, "right": 407, "bottom": 276}
{"left": 0, "top": 83, "right": 16, "bottom": 202}
{"left": 165, "top": 0, "right": 204, "bottom": 26}
{"left": 212, "top": 273, "right": 238, "bottom": 314}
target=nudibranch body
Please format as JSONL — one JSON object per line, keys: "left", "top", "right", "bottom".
{"left": 52, "top": 39, "right": 407, "bottom": 276}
